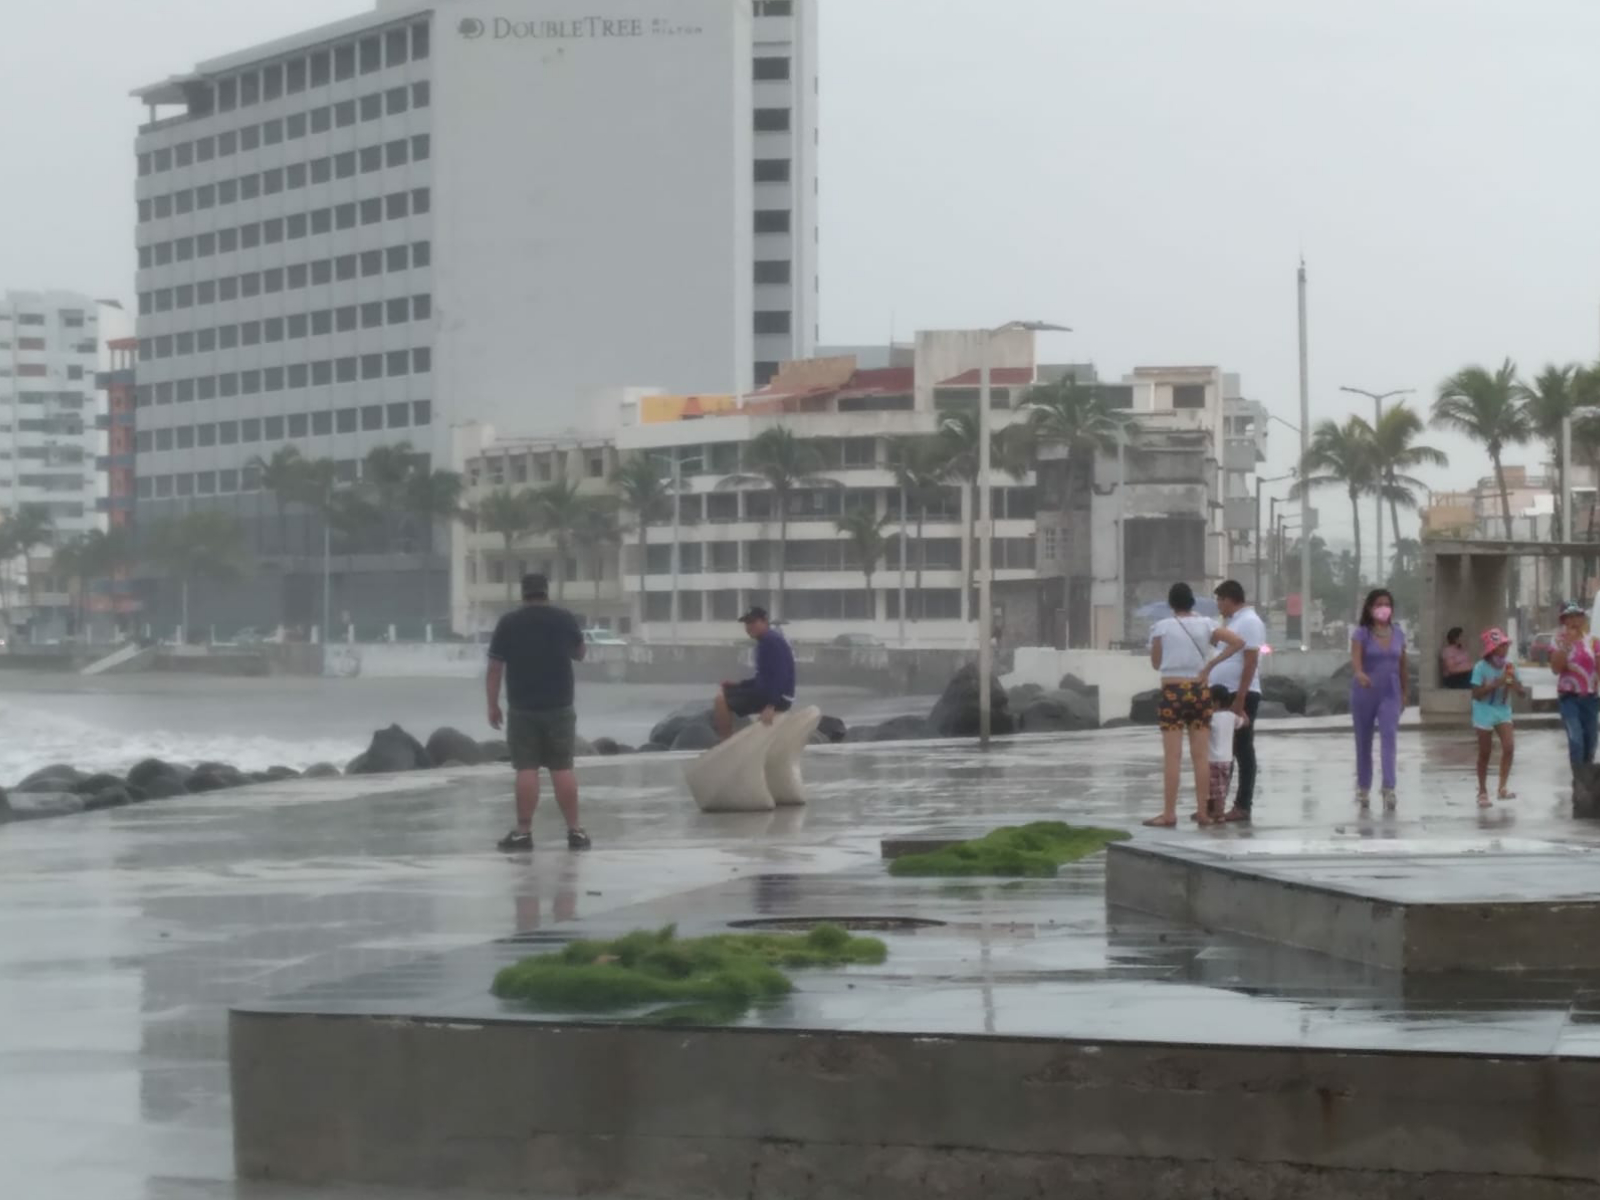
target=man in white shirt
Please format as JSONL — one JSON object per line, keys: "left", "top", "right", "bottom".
{"left": 1211, "top": 580, "right": 1265, "bottom": 822}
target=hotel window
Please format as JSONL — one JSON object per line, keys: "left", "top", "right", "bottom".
{"left": 387, "top": 298, "right": 409, "bottom": 324}
{"left": 287, "top": 313, "right": 308, "bottom": 338}
{"left": 334, "top": 44, "right": 355, "bottom": 81}
{"left": 312, "top": 360, "right": 333, "bottom": 386}
{"left": 754, "top": 57, "right": 791, "bottom": 81}
{"left": 412, "top": 187, "right": 431, "bottom": 214}
{"left": 387, "top": 402, "right": 410, "bottom": 428}
{"left": 362, "top": 354, "right": 383, "bottom": 380}
{"left": 359, "top": 36, "right": 381, "bottom": 74}
{"left": 386, "top": 28, "right": 409, "bottom": 67}
{"left": 412, "top": 80, "right": 431, "bottom": 108}
{"left": 287, "top": 214, "right": 308, "bottom": 241}
{"left": 337, "top": 408, "right": 358, "bottom": 434}
{"left": 263, "top": 64, "right": 283, "bottom": 101}
{"left": 196, "top": 136, "right": 215, "bottom": 161}
{"left": 754, "top": 108, "right": 791, "bottom": 132}
{"left": 413, "top": 400, "right": 431, "bottom": 425}
{"left": 288, "top": 364, "right": 309, "bottom": 389}
{"left": 286, "top": 112, "right": 307, "bottom": 139}
{"left": 197, "top": 376, "right": 216, "bottom": 400}
{"left": 361, "top": 93, "right": 382, "bottom": 122}
{"left": 286, "top": 58, "right": 307, "bottom": 93}
{"left": 412, "top": 294, "right": 431, "bottom": 319}
{"left": 411, "top": 134, "right": 430, "bottom": 161}
{"left": 264, "top": 416, "right": 284, "bottom": 440}
{"left": 361, "top": 301, "right": 383, "bottom": 329}
{"left": 360, "top": 145, "right": 383, "bottom": 173}
{"left": 363, "top": 404, "right": 384, "bottom": 431}
{"left": 311, "top": 310, "right": 333, "bottom": 335}
{"left": 385, "top": 86, "right": 409, "bottom": 115}
{"left": 312, "top": 411, "right": 332, "bottom": 435}
{"left": 220, "top": 469, "right": 239, "bottom": 493}
{"left": 412, "top": 348, "right": 431, "bottom": 373}
{"left": 386, "top": 245, "right": 409, "bottom": 272}
{"left": 218, "top": 178, "right": 237, "bottom": 204}
{"left": 754, "top": 158, "right": 791, "bottom": 183}
{"left": 335, "top": 100, "right": 356, "bottom": 128}
{"left": 385, "top": 140, "right": 408, "bottom": 168}
{"left": 310, "top": 50, "right": 331, "bottom": 87}
{"left": 336, "top": 358, "right": 357, "bottom": 383}
{"left": 387, "top": 351, "right": 409, "bottom": 377}
{"left": 412, "top": 22, "right": 430, "bottom": 59}
{"left": 218, "top": 130, "right": 237, "bottom": 156}
{"left": 218, "top": 227, "right": 238, "bottom": 253}
{"left": 335, "top": 151, "right": 356, "bottom": 179}
{"left": 755, "top": 260, "right": 791, "bottom": 285}
{"left": 360, "top": 250, "right": 382, "bottom": 277}
{"left": 412, "top": 241, "right": 431, "bottom": 266}
{"left": 262, "top": 168, "right": 283, "bottom": 195}
{"left": 218, "top": 78, "right": 237, "bottom": 110}
{"left": 239, "top": 71, "right": 260, "bottom": 106}
{"left": 336, "top": 306, "right": 357, "bottom": 332}
{"left": 263, "top": 118, "right": 283, "bottom": 145}
{"left": 311, "top": 106, "right": 331, "bottom": 134}
{"left": 288, "top": 414, "right": 308, "bottom": 437}
{"left": 360, "top": 198, "right": 382, "bottom": 225}
{"left": 385, "top": 192, "right": 409, "bottom": 220}
{"left": 175, "top": 141, "right": 194, "bottom": 167}
{"left": 264, "top": 317, "right": 284, "bottom": 342}
{"left": 754, "top": 209, "right": 791, "bottom": 234}
{"left": 240, "top": 124, "right": 260, "bottom": 151}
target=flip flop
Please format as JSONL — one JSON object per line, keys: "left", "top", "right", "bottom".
{"left": 1498, "top": 790, "right": 1517, "bottom": 801}
{"left": 1477, "top": 792, "right": 1492, "bottom": 808}
{"left": 1143, "top": 815, "right": 1178, "bottom": 828}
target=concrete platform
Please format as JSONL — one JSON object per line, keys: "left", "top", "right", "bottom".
{"left": 1106, "top": 836, "right": 1600, "bottom": 971}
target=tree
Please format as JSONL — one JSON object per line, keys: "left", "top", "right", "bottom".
{"left": 1023, "top": 376, "right": 1134, "bottom": 510}
{"left": 362, "top": 442, "right": 419, "bottom": 554}
{"left": 249, "top": 446, "right": 307, "bottom": 556}
{"left": 1520, "top": 363, "right": 1579, "bottom": 540}
{"left": 572, "top": 498, "right": 622, "bottom": 608}
{"left": 468, "top": 488, "right": 537, "bottom": 605}
{"left": 835, "top": 509, "right": 891, "bottom": 618}
{"left": 716, "top": 426, "right": 837, "bottom": 619}
{"left": 1296, "top": 417, "right": 1377, "bottom": 619}
{"left": 612, "top": 454, "right": 675, "bottom": 629}
{"left": 142, "top": 511, "right": 248, "bottom": 641}
{"left": 936, "top": 409, "right": 1035, "bottom": 622}
{"left": 2, "top": 503, "right": 54, "bottom": 636}
{"left": 885, "top": 436, "right": 949, "bottom": 622}
{"left": 52, "top": 528, "right": 132, "bottom": 637}
{"left": 530, "top": 480, "right": 590, "bottom": 603}
{"left": 1367, "top": 403, "right": 1448, "bottom": 555}
{"left": 1432, "top": 359, "right": 1531, "bottom": 542}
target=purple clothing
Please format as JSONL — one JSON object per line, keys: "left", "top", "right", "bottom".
{"left": 1351, "top": 624, "right": 1406, "bottom": 791}
{"left": 742, "top": 629, "right": 796, "bottom": 707}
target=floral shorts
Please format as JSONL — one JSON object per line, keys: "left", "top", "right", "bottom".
{"left": 1159, "top": 680, "right": 1214, "bottom": 732}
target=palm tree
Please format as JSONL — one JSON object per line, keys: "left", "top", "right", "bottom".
{"left": 1296, "top": 416, "right": 1377, "bottom": 619}
{"left": 886, "top": 436, "right": 948, "bottom": 622}
{"left": 530, "top": 480, "right": 590, "bottom": 603}
{"left": 715, "top": 426, "right": 837, "bottom": 619}
{"left": 53, "top": 528, "right": 132, "bottom": 638}
{"left": 612, "top": 454, "right": 675, "bottom": 629}
{"left": 249, "top": 446, "right": 308, "bottom": 556}
{"left": 1023, "top": 377, "right": 1135, "bottom": 506}
{"left": 572, "top": 498, "right": 622, "bottom": 609}
{"left": 936, "top": 410, "right": 1034, "bottom": 622}
{"left": 469, "top": 488, "right": 537, "bottom": 606}
{"left": 1366, "top": 403, "right": 1449, "bottom": 553}
{"left": 1521, "top": 363, "right": 1579, "bottom": 540}
{"left": 142, "top": 511, "right": 248, "bottom": 641}
{"left": 4, "top": 503, "right": 54, "bottom": 639}
{"left": 52, "top": 535, "right": 91, "bottom": 637}
{"left": 362, "top": 442, "right": 419, "bottom": 554}
{"left": 836, "top": 509, "right": 890, "bottom": 618}
{"left": 1432, "top": 359, "right": 1531, "bottom": 542}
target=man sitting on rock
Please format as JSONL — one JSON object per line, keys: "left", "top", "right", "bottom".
{"left": 486, "top": 573, "right": 591, "bottom": 853}
{"left": 713, "top": 606, "right": 796, "bottom": 740}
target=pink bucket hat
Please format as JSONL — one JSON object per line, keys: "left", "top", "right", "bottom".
{"left": 1480, "top": 628, "right": 1510, "bottom": 655}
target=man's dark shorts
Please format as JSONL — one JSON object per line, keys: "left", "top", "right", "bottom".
{"left": 507, "top": 706, "right": 577, "bottom": 772}
{"left": 721, "top": 682, "right": 794, "bottom": 719}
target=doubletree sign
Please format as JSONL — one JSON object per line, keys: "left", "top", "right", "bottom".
{"left": 457, "top": 16, "right": 703, "bottom": 40}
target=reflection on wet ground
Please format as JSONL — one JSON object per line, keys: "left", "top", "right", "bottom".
{"left": 4, "top": 722, "right": 1600, "bottom": 1196}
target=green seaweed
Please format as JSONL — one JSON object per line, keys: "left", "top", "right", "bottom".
{"left": 491, "top": 923, "right": 887, "bottom": 1019}
{"left": 888, "top": 821, "right": 1128, "bottom": 878}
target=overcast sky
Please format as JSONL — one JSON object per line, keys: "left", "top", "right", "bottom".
{"left": 5, "top": 0, "right": 1599, "bottom": 560}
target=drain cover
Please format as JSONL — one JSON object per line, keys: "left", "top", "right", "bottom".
{"left": 727, "top": 916, "right": 946, "bottom": 933}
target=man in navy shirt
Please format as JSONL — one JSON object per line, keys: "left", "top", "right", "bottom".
{"left": 713, "top": 606, "right": 796, "bottom": 740}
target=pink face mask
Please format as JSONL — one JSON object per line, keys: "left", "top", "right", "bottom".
{"left": 1489, "top": 653, "right": 1508, "bottom": 669}
{"left": 1372, "top": 605, "right": 1393, "bottom": 623}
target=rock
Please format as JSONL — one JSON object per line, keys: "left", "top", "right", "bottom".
{"left": 5, "top": 791, "right": 85, "bottom": 820}
{"left": 1306, "top": 681, "right": 1351, "bottom": 717}
{"left": 264, "top": 766, "right": 301, "bottom": 781}
{"left": 1015, "top": 689, "right": 1099, "bottom": 733}
{"left": 140, "top": 773, "right": 190, "bottom": 800}
{"left": 425, "top": 727, "right": 484, "bottom": 767}
{"left": 124, "top": 784, "right": 148, "bottom": 802}
{"left": 245, "top": 772, "right": 274, "bottom": 784}
{"left": 1331, "top": 660, "right": 1354, "bottom": 681}
{"left": 926, "top": 665, "right": 1014, "bottom": 738}
{"left": 302, "top": 763, "right": 341, "bottom": 779}
{"left": 478, "top": 739, "right": 512, "bottom": 763}
{"left": 1129, "top": 689, "right": 1162, "bottom": 725}
{"left": 14, "top": 763, "right": 88, "bottom": 793}
{"left": 1007, "top": 683, "right": 1046, "bottom": 707}
{"left": 68, "top": 773, "right": 128, "bottom": 797}
{"left": 439, "top": 759, "right": 466, "bottom": 769}
{"left": 1103, "top": 718, "right": 1137, "bottom": 729}
{"left": 348, "top": 725, "right": 432, "bottom": 774}
{"left": 574, "top": 736, "right": 596, "bottom": 758}
{"left": 592, "top": 737, "right": 623, "bottom": 756}
{"left": 817, "top": 715, "right": 847, "bottom": 743}
{"left": 1058, "top": 673, "right": 1096, "bottom": 696}
{"left": 843, "top": 723, "right": 877, "bottom": 743}
{"left": 809, "top": 731, "right": 829, "bottom": 744}
{"left": 83, "top": 785, "right": 133, "bottom": 812}
{"left": 1260, "top": 676, "right": 1307, "bottom": 715}
{"left": 345, "top": 754, "right": 370, "bottom": 774}
{"left": 650, "top": 702, "right": 716, "bottom": 748}
{"left": 194, "top": 761, "right": 248, "bottom": 788}
{"left": 1256, "top": 701, "right": 1292, "bottom": 721}
{"left": 670, "top": 724, "right": 720, "bottom": 752}
{"left": 186, "top": 768, "right": 238, "bottom": 793}
{"left": 870, "top": 714, "right": 933, "bottom": 742}
{"left": 637, "top": 742, "right": 669, "bottom": 753}
{"left": 128, "top": 758, "right": 186, "bottom": 792}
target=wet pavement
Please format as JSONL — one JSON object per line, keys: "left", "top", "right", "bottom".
{"left": 5, "top": 719, "right": 1600, "bottom": 1197}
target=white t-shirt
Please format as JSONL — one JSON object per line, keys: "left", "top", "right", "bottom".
{"left": 1209, "top": 708, "right": 1237, "bottom": 760}
{"left": 1149, "top": 614, "right": 1217, "bottom": 680}
{"left": 1209, "top": 606, "right": 1265, "bottom": 695}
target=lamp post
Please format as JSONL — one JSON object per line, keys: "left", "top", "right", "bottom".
{"left": 978, "top": 319, "right": 1072, "bottom": 749}
{"left": 1339, "top": 385, "right": 1413, "bottom": 584}
{"left": 1253, "top": 472, "right": 1295, "bottom": 607}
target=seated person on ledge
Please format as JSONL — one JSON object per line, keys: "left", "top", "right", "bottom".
{"left": 1441, "top": 626, "right": 1474, "bottom": 689}
{"left": 713, "top": 606, "right": 796, "bottom": 740}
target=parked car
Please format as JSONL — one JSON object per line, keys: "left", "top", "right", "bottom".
{"left": 831, "top": 633, "right": 884, "bottom": 648}
{"left": 1527, "top": 632, "right": 1558, "bottom": 666}
{"left": 583, "top": 628, "right": 629, "bottom": 647}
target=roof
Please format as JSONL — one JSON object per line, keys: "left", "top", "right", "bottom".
{"left": 935, "top": 367, "right": 1037, "bottom": 387}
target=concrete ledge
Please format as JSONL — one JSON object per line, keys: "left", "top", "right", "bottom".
{"left": 232, "top": 1012, "right": 1600, "bottom": 1198}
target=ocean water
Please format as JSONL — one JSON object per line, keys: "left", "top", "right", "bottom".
{"left": 0, "top": 672, "right": 935, "bottom": 786}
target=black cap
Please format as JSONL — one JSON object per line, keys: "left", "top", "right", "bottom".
{"left": 739, "top": 606, "right": 769, "bottom": 623}
{"left": 521, "top": 573, "right": 549, "bottom": 599}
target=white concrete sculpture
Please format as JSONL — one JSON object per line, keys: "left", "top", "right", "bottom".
{"left": 684, "top": 706, "right": 823, "bottom": 813}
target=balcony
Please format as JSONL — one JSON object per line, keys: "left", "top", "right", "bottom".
{"left": 1223, "top": 497, "right": 1256, "bottom": 531}
{"left": 1224, "top": 440, "right": 1262, "bottom": 472}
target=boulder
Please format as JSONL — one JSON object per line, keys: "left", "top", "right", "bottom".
{"left": 1256, "top": 701, "right": 1292, "bottom": 721}
{"left": 1129, "top": 690, "right": 1162, "bottom": 726}
{"left": 264, "top": 766, "right": 301, "bottom": 781}
{"left": 1007, "top": 683, "right": 1046, "bottom": 708}
{"left": 870, "top": 714, "right": 933, "bottom": 742}
{"left": 1331, "top": 660, "right": 1354, "bottom": 681}
{"left": 1058, "top": 673, "right": 1096, "bottom": 696}
{"left": 345, "top": 754, "right": 370, "bottom": 774}
{"left": 670, "top": 724, "right": 720, "bottom": 752}
{"left": 574, "top": 736, "right": 596, "bottom": 758}
{"left": 1306, "top": 681, "right": 1351, "bottom": 717}
{"left": 592, "top": 737, "right": 625, "bottom": 756}
{"left": 140, "top": 772, "right": 190, "bottom": 800}
{"left": 637, "top": 742, "right": 669, "bottom": 754}
{"left": 128, "top": 758, "right": 187, "bottom": 793}
{"left": 69, "top": 773, "right": 129, "bottom": 797}
{"left": 816, "top": 715, "right": 847, "bottom": 743}
{"left": 245, "top": 772, "right": 274, "bottom": 785}
{"left": 194, "top": 761, "right": 248, "bottom": 788}
{"left": 14, "top": 763, "right": 88, "bottom": 793}
{"left": 650, "top": 702, "right": 716, "bottom": 748}
{"left": 439, "top": 760, "right": 466, "bottom": 769}
{"left": 83, "top": 785, "right": 134, "bottom": 812}
{"left": 302, "top": 762, "right": 341, "bottom": 779}
{"left": 348, "top": 725, "right": 432, "bottom": 774}
{"left": 1015, "top": 689, "right": 1099, "bottom": 734}
{"left": 186, "top": 768, "right": 239, "bottom": 793}
{"left": 5, "top": 791, "right": 85, "bottom": 820}
{"left": 926, "top": 665, "right": 1014, "bottom": 738}
{"left": 478, "top": 739, "right": 512, "bottom": 764}
{"left": 425, "top": 727, "right": 484, "bottom": 768}
{"left": 1260, "top": 676, "right": 1307, "bottom": 715}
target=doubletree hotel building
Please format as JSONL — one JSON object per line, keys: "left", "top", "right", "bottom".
{"left": 129, "top": 0, "right": 818, "bottom": 634}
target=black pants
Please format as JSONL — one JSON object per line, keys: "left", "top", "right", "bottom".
{"left": 1218, "top": 689, "right": 1261, "bottom": 811}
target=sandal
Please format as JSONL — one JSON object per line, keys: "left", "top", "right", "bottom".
{"left": 1143, "top": 815, "right": 1178, "bottom": 828}
{"left": 1498, "top": 789, "right": 1517, "bottom": 801}
{"left": 1195, "top": 813, "right": 1220, "bottom": 827}
{"left": 1477, "top": 791, "right": 1492, "bottom": 808}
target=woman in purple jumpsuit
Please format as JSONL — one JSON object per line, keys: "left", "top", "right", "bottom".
{"left": 1350, "top": 588, "right": 1408, "bottom": 810}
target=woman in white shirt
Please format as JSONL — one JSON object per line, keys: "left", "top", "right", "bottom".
{"left": 1146, "top": 581, "right": 1245, "bottom": 828}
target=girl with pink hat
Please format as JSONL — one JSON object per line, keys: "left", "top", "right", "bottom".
{"left": 1470, "top": 626, "right": 1524, "bottom": 807}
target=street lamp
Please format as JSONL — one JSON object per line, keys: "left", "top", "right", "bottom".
{"left": 1253, "top": 472, "right": 1295, "bottom": 605}
{"left": 1339, "top": 385, "right": 1413, "bottom": 585}
{"left": 978, "top": 319, "right": 1072, "bottom": 749}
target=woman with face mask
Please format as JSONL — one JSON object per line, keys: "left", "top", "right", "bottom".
{"left": 1350, "top": 588, "right": 1408, "bottom": 810}
{"left": 1551, "top": 602, "right": 1600, "bottom": 773}
{"left": 1471, "top": 627, "right": 1524, "bottom": 806}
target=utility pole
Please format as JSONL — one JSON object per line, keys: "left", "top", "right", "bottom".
{"left": 1297, "top": 261, "right": 1312, "bottom": 651}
